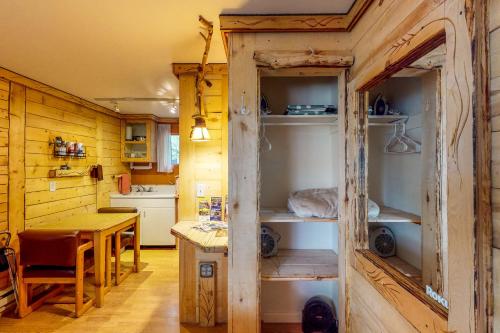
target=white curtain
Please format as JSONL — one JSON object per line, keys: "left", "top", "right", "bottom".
{"left": 157, "top": 124, "right": 173, "bottom": 173}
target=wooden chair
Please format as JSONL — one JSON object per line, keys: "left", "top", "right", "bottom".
{"left": 17, "top": 230, "right": 94, "bottom": 318}
{"left": 98, "top": 207, "right": 137, "bottom": 285}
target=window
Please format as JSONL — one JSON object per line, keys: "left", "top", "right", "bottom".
{"left": 170, "top": 134, "right": 179, "bottom": 165}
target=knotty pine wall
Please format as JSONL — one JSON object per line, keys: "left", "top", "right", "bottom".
{"left": 0, "top": 80, "right": 8, "bottom": 232}
{"left": 178, "top": 73, "right": 228, "bottom": 221}
{"left": 490, "top": 0, "right": 500, "bottom": 330}
{"left": 23, "top": 88, "right": 128, "bottom": 228}
{"left": 0, "top": 74, "right": 128, "bottom": 313}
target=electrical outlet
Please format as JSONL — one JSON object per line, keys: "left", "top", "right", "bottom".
{"left": 49, "top": 181, "right": 56, "bottom": 192}
{"left": 196, "top": 183, "right": 206, "bottom": 197}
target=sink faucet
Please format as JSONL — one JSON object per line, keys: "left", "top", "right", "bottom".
{"left": 137, "top": 185, "right": 146, "bottom": 192}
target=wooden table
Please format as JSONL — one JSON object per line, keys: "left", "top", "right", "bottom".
{"left": 32, "top": 212, "right": 140, "bottom": 307}
{"left": 171, "top": 221, "right": 228, "bottom": 253}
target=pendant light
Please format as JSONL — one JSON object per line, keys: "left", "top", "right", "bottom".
{"left": 190, "top": 116, "right": 210, "bottom": 142}
{"left": 190, "top": 15, "right": 213, "bottom": 142}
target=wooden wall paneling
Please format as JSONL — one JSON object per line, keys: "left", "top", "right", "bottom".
{"left": 179, "top": 239, "right": 197, "bottom": 323}
{"left": 198, "top": 261, "right": 216, "bottom": 327}
{"left": 178, "top": 71, "right": 228, "bottom": 222}
{"left": 473, "top": 0, "right": 493, "bottom": 331}
{"left": 490, "top": 0, "right": 500, "bottom": 331}
{"left": 8, "top": 83, "right": 25, "bottom": 243}
{"left": 493, "top": 248, "right": 500, "bottom": 332}
{"left": 0, "top": 79, "right": 8, "bottom": 232}
{"left": 443, "top": 1, "right": 476, "bottom": 330}
{"left": 178, "top": 74, "right": 197, "bottom": 221}
{"left": 349, "top": 268, "right": 419, "bottom": 333}
{"left": 421, "top": 70, "right": 444, "bottom": 293}
{"left": 336, "top": 69, "right": 348, "bottom": 333}
{"left": 228, "top": 33, "right": 260, "bottom": 333}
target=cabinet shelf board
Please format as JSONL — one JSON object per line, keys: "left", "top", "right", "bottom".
{"left": 369, "top": 206, "right": 421, "bottom": 224}
{"left": 261, "top": 249, "right": 338, "bottom": 281}
{"left": 260, "top": 208, "right": 338, "bottom": 223}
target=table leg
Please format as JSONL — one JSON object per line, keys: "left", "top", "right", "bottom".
{"left": 105, "top": 236, "right": 112, "bottom": 294}
{"left": 134, "top": 216, "right": 141, "bottom": 273}
{"left": 93, "top": 231, "right": 106, "bottom": 307}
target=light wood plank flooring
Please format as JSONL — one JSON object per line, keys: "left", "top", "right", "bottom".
{"left": 0, "top": 249, "right": 226, "bottom": 333}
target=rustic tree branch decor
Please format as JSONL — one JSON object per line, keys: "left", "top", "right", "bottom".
{"left": 254, "top": 50, "right": 354, "bottom": 69}
{"left": 195, "top": 15, "right": 214, "bottom": 118}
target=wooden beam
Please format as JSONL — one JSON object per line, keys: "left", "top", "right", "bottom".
{"left": 354, "top": 250, "right": 448, "bottom": 332}
{"left": 0, "top": 67, "right": 118, "bottom": 118}
{"left": 219, "top": 0, "right": 373, "bottom": 33}
{"left": 172, "top": 63, "right": 228, "bottom": 78}
{"left": 219, "top": 0, "right": 374, "bottom": 56}
{"left": 254, "top": 50, "right": 353, "bottom": 69}
{"left": 8, "top": 83, "right": 26, "bottom": 246}
{"left": 472, "top": 0, "right": 493, "bottom": 330}
{"left": 228, "top": 33, "right": 260, "bottom": 333}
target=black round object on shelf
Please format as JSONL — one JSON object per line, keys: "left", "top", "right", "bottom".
{"left": 302, "top": 295, "right": 338, "bottom": 333}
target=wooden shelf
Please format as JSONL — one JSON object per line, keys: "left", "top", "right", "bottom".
{"left": 261, "top": 114, "right": 338, "bottom": 126}
{"left": 384, "top": 256, "right": 422, "bottom": 283}
{"left": 369, "top": 206, "right": 421, "bottom": 224}
{"left": 261, "top": 249, "right": 338, "bottom": 281}
{"left": 260, "top": 208, "right": 338, "bottom": 223}
{"left": 260, "top": 114, "right": 408, "bottom": 126}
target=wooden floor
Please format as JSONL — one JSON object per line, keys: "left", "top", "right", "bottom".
{"left": 0, "top": 249, "right": 301, "bottom": 333}
{"left": 0, "top": 249, "right": 226, "bottom": 333}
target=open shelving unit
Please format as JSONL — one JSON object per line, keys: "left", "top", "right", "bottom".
{"left": 261, "top": 249, "right": 338, "bottom": 281}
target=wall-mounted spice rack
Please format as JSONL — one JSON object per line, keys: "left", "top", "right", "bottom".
{"left": 50, "top": 136, "right": 87, "bottom": 159}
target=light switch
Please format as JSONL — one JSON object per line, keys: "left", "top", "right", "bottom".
{"left": 49, "top": 181, "right": 56, "bottom": 192}
{"left": 196, "top": 183, "right": 206, "bottom": 197}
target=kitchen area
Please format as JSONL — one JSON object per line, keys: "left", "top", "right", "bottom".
{"left": 110, "top": 63, "right": 229, "bottom": 328}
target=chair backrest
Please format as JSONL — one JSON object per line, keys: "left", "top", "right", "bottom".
{"left": 19, "top": 230, "right": 80, "bottom": 267}
{"left": 98, "top": 207, "right": 138, "bottom": 214}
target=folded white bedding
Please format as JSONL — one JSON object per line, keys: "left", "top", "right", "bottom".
{"left": 287, "top": 187, "right": 380, "bottom": 219}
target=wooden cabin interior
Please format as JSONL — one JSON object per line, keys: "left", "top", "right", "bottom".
{"left": 0, "top": 0, "right": 498, "bottom": 332}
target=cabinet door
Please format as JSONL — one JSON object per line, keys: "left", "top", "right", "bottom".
{"left": 140, "top": 207, "right": 176, "bottom": 246}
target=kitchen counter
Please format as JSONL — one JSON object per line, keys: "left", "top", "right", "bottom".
{"left": 110, "top": 192, "right": 178, "bottom": 199}
{"left": 171, "top": 221, "right": 228, "bottom": 253}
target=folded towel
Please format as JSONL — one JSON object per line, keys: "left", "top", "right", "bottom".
{"left": 118, "top": 173, "right": 131, "bottom": 195}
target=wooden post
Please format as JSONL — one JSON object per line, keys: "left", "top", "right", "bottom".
{"left": 228, "top": 32, "right": 260, "bottom": 333}
{"left": 8, "top": 82, "right": 25, "bottom": 243}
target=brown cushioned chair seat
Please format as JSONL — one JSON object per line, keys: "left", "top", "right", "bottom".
{"left": 23, "top": 266, "right": 76, "bottom": 278}
{"left": 19, "top": 230, "right": 80, "bottom": 267}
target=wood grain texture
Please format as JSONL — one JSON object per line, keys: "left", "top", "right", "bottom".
{"left": 8, "top": 83, "right": 25, "bottom": 242}
{"left": 171, "top": 221, "right": 227, "bottom": 253}
{"left": 228, "top": 33, "right": 260, "bottom": 333}
{"left": 198, "top": 262, "right": 216, "bottom": 327}
{"left": 254, "top": 50, "right": 353, "bottom": 69}
{"left": 178, "top": 72, "right": 228, "bottom": 222}
{"left": 354, "top": 250, "right": 448, "bottom": 332}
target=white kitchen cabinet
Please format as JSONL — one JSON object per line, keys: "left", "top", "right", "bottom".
{"left": 139, "top": 207, "right": 176, "bottom": 246}
{"left": 110, "top": 188, "right": 177, "bottom": 246}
